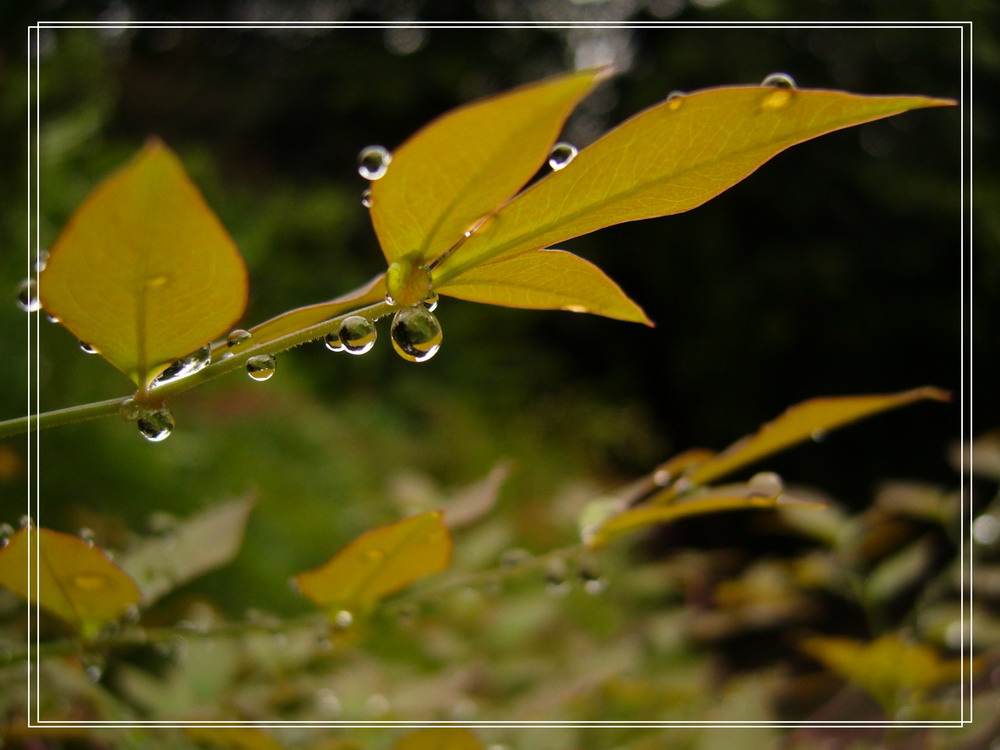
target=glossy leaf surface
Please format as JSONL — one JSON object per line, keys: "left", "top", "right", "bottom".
{"left": 296, "top": 511, "right": 452, "bottom": 615}
{"left": 393, "top": 729, "right": 483, "bottom": 750}
{"left": 39, "top": 140, "right": 248, "bottom": 388}
{"left": 438, "top": 248, "right": 651, "bottom": 325}
{"left": 434, "top": 86, "right": 953, "bottom": 282}
{"left": 0, "top": 528, "right": 141, "bottom": 639}
{"left": 370, "top": 68, "right": 606, "bottom": 266}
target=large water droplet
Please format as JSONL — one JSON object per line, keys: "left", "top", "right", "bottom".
{"left": 324, "top": 330, "right": 345, "bottom": 352}
{"left": 548, "top": 142, "right": 577, "bottom": 170}
{"left": 666, "top": 90, "right": 685, "bottom": 111}
{"left": 973, "top": 514, "right": 1000, "bottom": 546}
{"left": 34, "top": 250, "right": 49, "bottom": 273}
{"left": 155, "top": 346, "right": 212, "bottom": 385}
{"left": 390, "top": 307, "right": 442, "bottom": 363}
{"left": 227, "top": 328, "right": 252, "bottom": 348}
{"left": 748, "top": 471, "right": 784, "bottom": 497}
{"left": 137, "top": 408, "right": 174, "bottom": 442}
{"left": 339, "top": 315, "right": 377, "bottom": 355}
{"left": 246, "top": 353, "right": 276, "bottom": 381}
{"left": 761, "top": 72, "right": 797, "bottom": 89}
{"left": 358, "top": 145, "right": 391, "bottom": 180}
{"left": 16, "top": 278, "right": 40, "bottom": 312}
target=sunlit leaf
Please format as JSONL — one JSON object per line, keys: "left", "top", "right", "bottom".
{"left": 118, "top": 495, "right": 254, "bottom": 605}
{"left": 296, "top": 511, "right": 452, "bottom": 616}
{"left": 392, "top": 728, "right": 484, "bottom": 750}
{"left": 589, "top": 481, "right": 790, "bottom": 548}
{"left": 800, "top": 634, "right": 967, "bottom": 713}
{"left": 248, "top": 273, "right": 387, "bottom": 347}
{"left": 39, "top": 139, "right": 248, "bottom": 389}
{"left": 185, "top": 727, "right": 287, "bottom": 750}
{"left": 434, "top": 86, "right": 953, "bottom": 282}
{"left": 438, "top": 248, "right": 652, "bottom": 325}
{"left": 0, "top": 528, "right": 142, "bottom": 640}
{"left": 370, "top": 68, "right": 607, "bottom": 268}
{"left": 660, "top": 387, "right": 950, "bottom": 500}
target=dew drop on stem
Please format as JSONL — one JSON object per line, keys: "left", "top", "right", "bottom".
{"left": 357, "top": 145, "right": 391, "bottom": 180}
{"left": 390, "top": 307, "right": 442, "bottom": 363}
{"left": 16, "top": 278, "right": 40, "bottom": 313}
{"left": 118, "top": 398, "right": 141, "bottom": 421}
{"left": 153, "top": 345, "right": 211, "bottom": 384}
{"left": 339, "top": 315, "right": 377, "bottom": 355}
{"left": 246, "top": 354, "right": 276, "bottom": 381}
{"left": 548, "top": 142, "right": 577, "bottom": 170}
{"left": 227, "top": 328, "right": 252, "bottom": 348}
{"left": 324, "top": 330, "right": 345, "bottom": 352}
{"left": 137, "top": 408, "right": 174, "bottom": 442}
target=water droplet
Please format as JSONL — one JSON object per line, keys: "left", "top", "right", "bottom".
{"left": 16, "top": 278, "right": 40, "bottom": 312}
{"left": 45, "top": 312, "right": 60, "bottom": 323}
{"left": 423, "top": 292, "right": 439, "bottom": 312}
{"left": 78, "top": 527, "right": 95, "bottom": 547}
{"left": 78, "top": 340, "right": 97, "bottom": 355}
{"left": 358, "top": 145, "right": 391, "bottom": 180}
{"left": 124, "top": 604, "right": 141, "bottom": 624}
{"left": 578, "top": 560, "right": 607, "bottom": 595}
{"left": 748, "top": 471, "right": 784, "bottom": 497}
{"left": 945, "top": 620, "right": 965, "bottom": 649}
{"left": 137, "top": 408, "right": 174, "bottom": 442}
{"left": 545, "top": 558, "right": 570, "bottom": 596}
{"left": 324, "top": 330, "right": 345, "bottom": 352}
{"left": 84, "top": 663, "right": 103, "bottom": 682}
{"left": 34, "top": 250, "right": 49, "bottom": 272}
{"left": 500, "top": 548, "right": 532, "bottom": 569}
{"left": 19, "top": 515, "right": 33, "bottom": 529}
{"left": 72, "top": 573, "right": 108, "bottom": 591}
{"left": 227, "top": 328, "right": 252, "bottom": 348}
{"left": 973, "top": 514, "right": 1000, "bottom": 546}
{"left": 333, "top": 609, "right": 354, "bottom": 629}
{"left": 316, "top": 688, "right": 342, "bottom": 717}
{"left": 810, "top": 429, "right": 827, "bottom": 443}
{"left": 339, "top": 315, "right": 377, "bottom": 355}
{"left": 390, "top": 307, "right": 442, "bottom": 363}
{"left": 548, "top": 142, "right": 578, "bottom": 170}
{"left": 761, "top": 72, "right": 797, "bottom": 89}
{"left": 153, "top": 345, "right": 211, "bottom": 385}
{"left": 246, "top": 353, "right": 276, "bottom": 381}
{"left": 118, "top": 398, "right": 141, "bottom": 421}
{"left": 653, "top": 468, "right": 672, "bottom": 486}
{"left": 361, "top": 189, "right": 372, "bottom": 208}
{"left": 666, "top": 90, "right": 685, "bottom": 111}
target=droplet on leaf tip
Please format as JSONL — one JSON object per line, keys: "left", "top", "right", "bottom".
{"left": 357, "top": 145, "right": 391, "bottom": 180}
{"left": 423, "top": 292, "right": 439, "bottom": 312}
{"left": 761, "top": 72, "right": 797, "bottom": 89}
{"left": 34, "top": 250, "right": 49, "bottom": 272}
{"left": 246, "top": 353, "right": 276, "bottom": 381}
{"left": 339, "top": 315, "right": 377, "bottom": 355}
{"left": 137, "top": 408, "right": 174, "bottom": 442}
{"left": 16, "top": 278, "right": 40, "bottom": 313}
{"left": 226, "top": 328, "right": 252, "bottom": 348}
{"left": 666, "top": 90, "right": 685, "bottom": 111}
{"left": 390, "top": 306, "right": 442, "bottom": 363}
{"left": 361, "top": 189, "right": 372, "bottom": 208}
{"left": 79, "top": 340, "right": 98, "bottom": 354}
{"left": 548, "top": 142, "right": 578, "bottom": 170}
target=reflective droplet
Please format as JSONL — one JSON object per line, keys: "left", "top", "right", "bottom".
{"left": 324, "top": 330, "right": 345, "bottom": 352}
{"left": 748, "top": 471, "right": 784, "bottom": 497}
{"left": 390, "top": 307, "right": 442, "bottom": 363}
{"left": 45, "top": 312, "right": 60, "bottom": 323}
{"left": 0, "top": 523, "right": 13, "bottom": 548}
{"left": 16, "top": 278, "right": 40, "bottom": 312}
{"left": 666, "top": 90, "right": 685, "bottom": 111}
{"left": 34, "top": 250, "right": 49, "bottom": 272}
{"left": 358, "top": 145, "right": 391, "bottom": 180}
{"left": 78, "top": 527, "right": 96, "bottom": 547}
{"left": 361, "top": 189, "right": 372, "bottom": 208}
{"left": 246, "top": 354, "right": 276, "bottom": 381}
{"left": 333, "top": 609, "right": 354, "bottom": 629}
{"left": 118, "top": 398, "right": 141, "bottom": 421}
{"left": 545, "top": 558, "right": 570, "bottom": 596}
{"left": 423, "top": 292, "right": 439, "bottom": 312}
{"left": 810, "top": 429, "right": 827, "bottom": 443}
{"left": 79, "top": 340, "right": 98, "bottom": 355}
{"left": 973, "top": 514, "right": 1000, "bottom": 546}
{"left": 153, "top": 345, "right": 211, "bottom": 384}
{"left": 84, "top": 663, "right": 103, "bottom": 682}
{"left": 339, "top": 315, "right": 377, "bottom": 355}
{"left": 548, "top": 142, "right": 578, "bottom": 170}
{"left": 579, "top": 560, "right": 606, "bottom": 595}
{"left": 500, "top": 547, "right": 532, "bottom": 569}
{"left": 653, "top": 468, "right": 672, "bottom": 486}
{"left": 19, "top": 515, "right": 33, "bottom": 529}
{"left": 227, "top": 328, "right": 252, "bottom": 348}
{"left": 137, "top": 408, "right": 174, "bottom": 442}
{"left": 316, "top": 688, "right": 342, "bottom": 717}
{"left": 761, "top": 72, "right": 797, "bottom": 89}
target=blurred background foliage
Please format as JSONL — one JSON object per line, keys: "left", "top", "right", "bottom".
{"left": 0, "top": 1, "right": 996, "bottom": 747}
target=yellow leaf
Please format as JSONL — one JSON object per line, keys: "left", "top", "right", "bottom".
{"left": 437, "top": 248, "right": 652, "bottom": 325}
{"left": 248, "top": 273, "right": 386, "bottom": 346}
{"left": 433, "top": 86, "right": 954, "bottom": 282}
{"left": 392, "top": 729, "right": 484, "bottom": 750}
{"left": 370, "top": 68, "right": 607, "bottom": 267}
{"left": 680, "top": 387, "right": 950, "bottom": 491}
{"left": 588, "top": 482, "right": 786, "bottom": 549}
{"left": 39, "top": 139, "right": 248, "bottom": 389}
{"left": 295, "top": 511, "right": 452, "bottom": 615}
{"left": 0, "top": 528, "right": 142, "bottom": 640}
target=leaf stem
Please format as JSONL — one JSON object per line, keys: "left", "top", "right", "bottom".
{"left": 0, "top": 298, "right": 395, "bottom": 439}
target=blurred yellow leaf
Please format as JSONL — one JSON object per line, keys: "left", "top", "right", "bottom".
{"left": 248, "top": 273, "right": 387, "bottom": 346}
{"left": 800, "top": 634, "right": 967, "bottom": 713}
{"left": 434, "top": 86, "right": 953, "bottom": 282}
{"left": 296, "top": 511, "right": 452, "bottom": 616}
{"left": 0, "top": 528, "right": 142, "bottom": 640}
{"left": 438, "top": 248, "right": 652, "bottom": 325}
{"left": 392, "top": 728, "right": 484, "bottom": 750}
{"left": 39, "top": 139, "right": 248, "bottom": 389}
{"left": 370, "top": 68, "right": 607, "bottom": 267}
{"left": 185, "top": 727, "right": 287, "bottom": 750}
